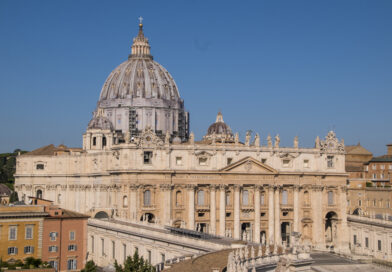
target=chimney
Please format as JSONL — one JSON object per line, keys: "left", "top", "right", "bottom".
{"left": 387, "top": 144, "right": 392, "bottom": 156}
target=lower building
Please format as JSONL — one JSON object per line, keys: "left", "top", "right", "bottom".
{"left": 0, "top": 205, "right": 47, "bottom": 262}
{"left": 0, "top": 199, "right": 89, "bottom": 272}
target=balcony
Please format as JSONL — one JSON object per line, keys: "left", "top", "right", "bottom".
{"left": 196, "top": 205, "right": 210, "bottom": 211}
{"left": 141, "top": 204, "right": 156, "bottom": 211}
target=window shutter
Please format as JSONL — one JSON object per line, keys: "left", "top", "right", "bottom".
{"left": 75, "top": 245, "right": 77, "bottom": 250}
{"left": 15, "top": 247, "right": 18, "bottom": 254}
{"left": 31, "top": 247, "right": 34, "bottom": 253}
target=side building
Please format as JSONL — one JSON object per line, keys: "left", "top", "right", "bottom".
{"left": 0, "top": 200, "right": 89, "bottom": 272}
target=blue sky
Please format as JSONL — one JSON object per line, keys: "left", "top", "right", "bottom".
{"left": 0, "top": 0, "right": 391, "bottom": 155}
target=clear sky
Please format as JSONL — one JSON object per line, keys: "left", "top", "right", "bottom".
{"left": 0, "top": 0, "right": 391, "bottom": 155}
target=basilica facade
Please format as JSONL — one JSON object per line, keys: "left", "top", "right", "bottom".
{"left": 14, "top": 22, "right": 349, "bottom": 253}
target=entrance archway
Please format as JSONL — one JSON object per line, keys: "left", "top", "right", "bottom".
{"left": 140, "top": 213, "right": 155, "bottom": 223}
{"left": 36, "top": 190, "right": 43, "bottom": 199}
{"left": 325, "top": 211, "right": 338, "bottom": 244}
{"left": 94, "top": 211, "right": 109, "bottom": 219}
{"left": 352, "top": 208, "right": 361, "bottom": 215}
{"left": 241, "top": 222, "right": 252, "bottom": 241}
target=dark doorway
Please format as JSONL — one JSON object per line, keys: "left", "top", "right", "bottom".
{"left": 241, "top": 222, "right": 252, "bottom": 241}
{"left": 94, "top": 211, "right": 109, "bottom": 219}
{"left": 281, "top": 222, "right": 291, "bottom": 246}
{"left": 325, "top": 211, "right": 338, "bottom": 243}
{"left": 36, "top": 190, "right": 43, "bottom": 199}
{"left": 140, "top": 213, "right": 155, "bottom": 223}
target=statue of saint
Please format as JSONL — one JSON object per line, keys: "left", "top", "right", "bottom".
{"left": 235, "top": 133, "right": 239, "bottom": 145}
{"left": 294, "top": 136, "right": 299, "bottom": 148}
{"left": 254, "top": 133, "right": 260, "bottom": 147}
{"left": 315, "top": 136, "right": 320, "bottom": 148}
{"left": 245, "top": 131, "right": 251, "bottom": 146}
{"left": 267, "top": 135, "right": 272, "bottom": 148}
{"left": 124, "top": 131, "right": 131, "bottom": 143}
{"left": 189, "top": 132, "right": 195, "bottom": 145}
{"left": 165, "top": 131, "right": 170, "bottom": 144}
{"left": 274, "top": 134, "right": 280, "bottom": 148}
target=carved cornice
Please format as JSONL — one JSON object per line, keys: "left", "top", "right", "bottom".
{"left": 185, "top": 184, "right": 196, "bottom": 190}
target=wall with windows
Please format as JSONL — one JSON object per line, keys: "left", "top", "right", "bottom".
{"left": 348, "top": 214, "right": 392, "bottom": 262}
{"left": 0, "top": 206, "right": 45, "bottom": 262}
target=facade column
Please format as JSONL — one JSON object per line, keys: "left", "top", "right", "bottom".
{"left": 293, "top": 185, "right": 299, "bottom": 232}
{"left": 219, "top": 185, "right": 226, "bottom": 237}
{"left": 254, "top": 185, "right": 261, "bottom": 243}
{"left": 160, "top": 184, "right": 172, "bottom": 225}
{"left": 233, "top": 185, "right": 241, "bottom": 240}
{"left": 210, "top": 185, "right": 216, "bottom": 235}
{"left": 268, "top": 185, "right": 275, "bottom": 244}
{"left": 312, "top": 185, "right": 323, "bottom": 248}
{"left": 187, "top": 184, "right": 195, "bottom": 230}
{"left": 338, "top": 185, "right": 350, "bottom": 253}
{"left": 129, "top": 184, "right": 137, "bottom": 221}
{"left": 274, "top": 186, "right": 281, "bottom": 245}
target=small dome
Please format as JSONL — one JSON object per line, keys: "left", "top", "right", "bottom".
{"left": 88, "top": 109, "right": 114, "bottom": 131}
{"left": 204, "top": 112, "right": 234, "bottom": 143}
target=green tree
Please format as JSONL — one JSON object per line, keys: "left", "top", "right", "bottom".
{"left": 82, "top": 260, "right": 98, "bottom": 272}
{"left": 114, "top": 251, "right": 155, "bottom": 272}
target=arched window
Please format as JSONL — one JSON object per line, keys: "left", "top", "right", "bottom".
{"left": 282, "top": 190, "right": 288, "bottom": 205}
{"left": 304, "top": 191, "right": 310, "bottom": 206}
{"left": 102, "top": 137, "right": 107, "bottom": 147}
{"left": 144, "top": 190, "right": 151, "bottom": 206}
{"left": 226, "top": 191, "right": 231, "bottom": 206}
{"left": 328, "top": 191, "right": 334, "bottom": 205}
{"left": 175, "top": 191, "right": 182, "bottom": 206}
{"left": 123, "top": 196, "right": 128, "bottom": 207}
{"left": 57, "top": 194, "right": 62, "bottom": 204}
{"left": 260, "top": 192, "right": 265, "bottom": 206}
{"left": 36, "top": 190, "right": 43, "bottom": 199}
{"left": 197, "top": 190, "right": 205, "bottom": 206}
{"left": 92, "top": 137, "right": 97, "bottom": 146}
{"left": 242, "top": 190, "right": 249, "bottom": 206}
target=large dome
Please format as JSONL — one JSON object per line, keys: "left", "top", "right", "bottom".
{"left": 87, "top": 22, "right": 189, "bottom": 142}
{"left": 99, "top": 57, "right": 180, "bottom": 102}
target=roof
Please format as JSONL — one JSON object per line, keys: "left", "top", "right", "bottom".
{"left": 46, "top": 208, "right": 90, "bottom": 219}
{"left": 0, "top": 184, "right": 12, "bottom": 196}
{"left": 23, "top": 144, "right": 82, "bottom": 156}
{"left": 345, "top": 144, "right": 373, "bottom": 156}
{"left": 369, "top": 155, "right": 392, "bottom": 163}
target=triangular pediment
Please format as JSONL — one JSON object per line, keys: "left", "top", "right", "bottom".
{"left": 220, "top": 156, "right": 278, "bottom": 174}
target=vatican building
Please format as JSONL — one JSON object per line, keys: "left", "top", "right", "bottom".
{"left": 14, "top": 22, "right": 353, "bottom": 268}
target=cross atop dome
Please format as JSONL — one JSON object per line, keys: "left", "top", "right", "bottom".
{"left": 130, "top": 17, "right": 152, "bottom": 59}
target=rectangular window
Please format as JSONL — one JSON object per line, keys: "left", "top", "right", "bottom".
{"left": 358, "top": 200, "right": 362, "bottom": 206}
{"left": 303, "top": 160, "right": 309, "bottom": 168}
{"left": 9, "top": 226, "right": 17, "bottom": 240}
{"left": 36, "top": 164, "right": 45, "bottom": 170}
{"left": 372, "top": 164, "right": 377, "bottom": 170}
{"left": 123, "top": 244, "right": 126, "bottom": 262}
{"left": 161, "top": 253, "right": 165, "bottom": 263}
{"left": 25, "top": 226, "right": 33, "bottom": 239}
{"left": 50, "top": 232, "right": 58, "bottom": 241}
{"left": 69, "top": 231, "right": 75, "bottom": 241}
{"left": 327, "top": 156, "right": 334, "bottom": 168}
{"left": 49, "top": 261, "right": 58, "bottom": 271}
{"left": 112, "top": 241, "right": 115, "bottom": 259}
{"left": 282, "top": 159, "right": 290, "bottom": 167}
{"left": 24, "top": 246, "right": 34, "bottom": 254}
{"left": 381, "top": 165, "right": 385, "bottom": 170}
{"left": 147, "top": 250, "right": 151, "bottom": 264}
{"left": 365, "top": 237, "right": 369, "bottom": 248}
{"left": 373, "top": 173, "right": 377, "bottom": 179}
{"left": 378, "top": 240, "right": 382, "bottom": 251}
{"left": 328, "top": 191, "right": 334, "bottom": 205}
{"left": 68, "top": 244, "right": 77, "bottom": 251}
{"left": 176, "top": 157, "right": 182, "bottom": 166}
{"left": 144, "top": 151, "right": 153, "bottom": 164}
{"left": 282, "top": 190, "right": 288, "bottom": 205}
{"left": 49, "top": 246, "right": 58, "bottom": 252}
{"left": 242, "top": 190, "right": 249, "bottom": 206}
{"left": 227, "top": 158, "right": 233, "bottom": 165}
{"left": 8, "top": 247, "right": 18, "bottom": 255}
{"left": 199, "top": 157, "right": 208, "bottom": 166}
{"left": 67, "top": 259, "right": 77, "bottom": 270}
{"left": 353, "top": 235, "right": 357, "bottom": 245}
